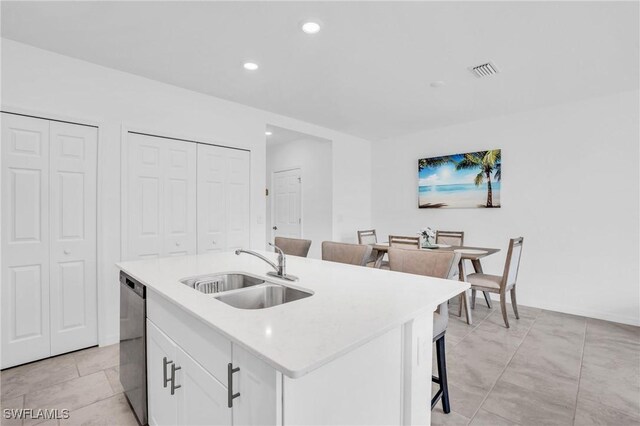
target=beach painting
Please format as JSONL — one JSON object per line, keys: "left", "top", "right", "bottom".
{"left": 418, "top": 149, "right": 501, "bottom": 209}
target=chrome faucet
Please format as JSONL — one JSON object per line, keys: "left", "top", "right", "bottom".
{"left": 235, "top": 243, "right": 299, "bottom": 282}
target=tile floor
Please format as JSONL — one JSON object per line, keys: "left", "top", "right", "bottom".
{"left": 1, "top": 301, "right": 638, "bottom": 426}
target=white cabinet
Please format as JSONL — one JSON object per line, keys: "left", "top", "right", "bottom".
{"left": 147, "top": 319, "right": 231, "bottom": 426}
{"left": 197, "top": 144, "right": 250, "bottom": 253}
{"left": 1, "top": 113, "right": 98, "bottom": 368}
{"left": 146, "top": 291, "right": 277, "bottom": 426}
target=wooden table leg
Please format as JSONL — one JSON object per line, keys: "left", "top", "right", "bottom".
{"left": 458, "top": 261, "right": 472, "bottom": 325}
{"left": 471, "top": 259, "right": 492, "bottom": 309}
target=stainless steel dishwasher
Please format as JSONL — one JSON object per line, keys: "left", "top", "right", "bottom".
{"left": 120, "top": 271, "right": 147, "bottom": 425}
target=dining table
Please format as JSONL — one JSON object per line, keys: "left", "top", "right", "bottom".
{"left": 370, "top": 243, "right": 501, "bottom": 325}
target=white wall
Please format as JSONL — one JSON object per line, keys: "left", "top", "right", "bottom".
{"left": 372, "top": 90, "right": 640, "bottom": 326}
{"left": 266, "top": 137, "right": 333, "bottom": 259}
{"left": 1, "top": 39, "right": 373, "bottom": 345}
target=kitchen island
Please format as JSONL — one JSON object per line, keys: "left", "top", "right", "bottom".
{"left": 117, "top": 250, "right": 468, "bottom": 425}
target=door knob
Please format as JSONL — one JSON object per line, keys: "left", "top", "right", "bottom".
{"left": 64, "top": 249, "right": 71, "bottom": 255}
{"left": 272, "top": 226, "right": 278, "bottom": 230}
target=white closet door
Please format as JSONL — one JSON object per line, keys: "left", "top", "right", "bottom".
{"left": 125, "top": 133, "right": 196, "bottom": 260}
{"left": 164, "top": 140, "right": 196, "bottom": 257}
{"left": 49, "top": 122, "right": 98, "bottom": 355}
{"left": 197, "top": 145, "right": 227, "bottom": 253}
{"left": 225, "top": 149, "right": 250, "bottom": 251}
{"left": 1, "top": 114, "right": 51, "bottom": 368}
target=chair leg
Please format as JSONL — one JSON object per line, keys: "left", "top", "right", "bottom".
{"left": 510, "top": 287, "right": 520, "bottom": 319}
{"left": 483, "top": 291, "right": 493, "bottom": 308}
{"left": 435, "top": 335, "right": 450, "bottom": 413}
{"left": 500, "top": 293, "right": 510, "bottom": 328}
{"left": 471, "top": 289, "right": 476, "bottom": 309}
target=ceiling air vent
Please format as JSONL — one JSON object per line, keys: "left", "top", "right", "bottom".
{"left": 470, "top": 61, "right": 500, "bottom": 78}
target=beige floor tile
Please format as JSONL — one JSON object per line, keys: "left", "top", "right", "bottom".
{"left": 431, "top": 407, "right": 471, "bottom": 426}
{"left": 481, "top": 380, "right": 576, "bottom": 425}
{"left": 574, "top": 397, "right": 640, "bottom": 425}
{"left": 535, "top": 310, "right": 587, "bottom": 340}
{"left": 499, "top": 359, "right": 579, "bottom": 406}
{"left": 447, "top": 383, "right": 489, "bottom": 420}
{"left": 60, "top": 393, "right": 138, "bottom": 426}
{"left": 73, "top": 346, "right": 119, "bottom": 377}
{"left": 1, "top": 395, "right": 25, "bottom": 426}
{"left": 447, "top": 353, "right": 505, "bottom": 393}
{"left": 23, "top": 372, "right": 114, "bottom": 425}
{"left": 477, "top": 309, "right": 536, "bottom": 340}
{"left": 586, "top": 318, "right": 640, "bottom": 343}
{"left": 469, "top": 409, "right": 520, "bottom": 426}
{"left": 1, "top": 355, "right": 79, "bottom": 400}
{"left": 103, "top": 366, "right": 124, "bottom": 394}
{"left": 578, "top": 362, "right": 640, "bottom": 418}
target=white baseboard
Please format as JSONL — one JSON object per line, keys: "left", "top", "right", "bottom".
{"left": 481, "top": 293, "right": 640, "bottom": 326}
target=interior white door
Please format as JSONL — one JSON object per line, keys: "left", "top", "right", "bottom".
{"left": 197, "top": 144, "right": 250, "bottom": 253}
{"left": 125, "top": 133, "right": 196, "bottom": 260}
{"left": 176, "top": 346, "right": 231, "bottom": 426}
{"left": 49, "top": 121, "right": 98, "bottom": 355}
{"left": 1, "top": 114, "right": 52, "bottom": 368}
{"left": 272, "top": 168, "right": 302, "bottom": 240}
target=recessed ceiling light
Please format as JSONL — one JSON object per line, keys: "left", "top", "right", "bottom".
{"left": 301, "top": 21, "right": 321, "bottom": 34}
{"left": 430, "top": 81, "right": 446, "bottom": 88}
{"left": 265, "top": 131, "right": 273, "bottom": 136}
{"left": 243, "top": 62, "right": 259, "bottom": 71}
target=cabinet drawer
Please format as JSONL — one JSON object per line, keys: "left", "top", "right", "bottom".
{"left": 147, "top": 290, "right": 231, "bottom": 385}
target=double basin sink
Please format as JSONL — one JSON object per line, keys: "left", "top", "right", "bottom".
{"left": 179, "top": 273, "right": 312, "bottom": 309}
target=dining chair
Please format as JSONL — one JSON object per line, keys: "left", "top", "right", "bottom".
{"left": 321, "top": 241, "right": 373, "bottom": 266}
{"left": 357, "top": 229, "right": 388, "bottom": 268}
{"left": 435, "top": 230, "right": 464, "bottom": 246}
{"left": 466, "top": 237, "right": 524, "bottom": 328}
{"left": 274, "top": 237, "right": 312, "bottom": 258}
{"left": 388, "top": 235, "right": 420, "bottom": 249}
{"left": 387, "top": 247, "right": 462, "bottom": 414}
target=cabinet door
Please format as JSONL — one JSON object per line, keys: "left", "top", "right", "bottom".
{"left": 232, "top": 344, "right": 278, "bottom": 425}
{"left": 147, "top": 320, "right": 178, "bottom": 426}
{"left": 1, "top": 113, "right": 51, "bottom": 368}
{"left": 49, "top": 122, "right": 98, "bottom": 355}
{"left": 176, "top": 346, "right": 231, "bottom": 426}
{"left": 197, "top": 144, "right": 250, "bottom": 253}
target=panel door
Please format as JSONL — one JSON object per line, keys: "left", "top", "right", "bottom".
{"left": 127, "top": 133, "right": 164, "bottom": 259}
{"left": 164, "top": 140, "right": 196, "bottom": 256}
{"left": 197, "top": 144, "right": 228, "bottom": 253}
{"left": 225, "top": 149, "right": 250, "bottom": 250}
{"left": 176, "top": 346, "right": 231, "bottom": 426}
{"left": 272, "top": 168, "right": 302, "bottom": 239}
{"left": 49, "top": 122, "right": 98, "bottom": 355}
{"left": 147, "top": 320, "right": 178, "bottom": 426}
{"left": 1, "top": 113, "right": 51, "bottom": 368}
{"left": 125, "top": 133, "right": 196, "bottom": 260}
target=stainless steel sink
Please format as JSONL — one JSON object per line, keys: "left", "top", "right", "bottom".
{"left": 180, "top": 273, "right": 265, "bottom": 294}
{"left": 214, "top": 284, "right": 313, "bottom": 309}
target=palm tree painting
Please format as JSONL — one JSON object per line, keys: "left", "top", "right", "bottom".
{"left": 418, "top": 149, "right": 501, "bottom": 208}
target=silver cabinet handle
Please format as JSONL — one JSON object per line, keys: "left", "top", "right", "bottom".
{"left": 170, "top": 363, "right": 182, "bottom": 395}
{"left": 64, "top": 249, "right": 71, "bottom": 255}
{"left": 163, "top": 357, "right": 173, "bottom": 388}
{"left": 227, "top": 363, "right": 240, "bottom": 407}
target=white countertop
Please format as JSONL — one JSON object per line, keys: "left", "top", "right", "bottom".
{"left": 117, "top": 251, "right": 468, "bottom": 378}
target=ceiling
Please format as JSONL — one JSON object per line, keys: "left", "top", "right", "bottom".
{"left": 266, "top": 125, "right": 331, "bottom": 147}
{"left": 2, "top": 1, "right": 638, "bottom": 141}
